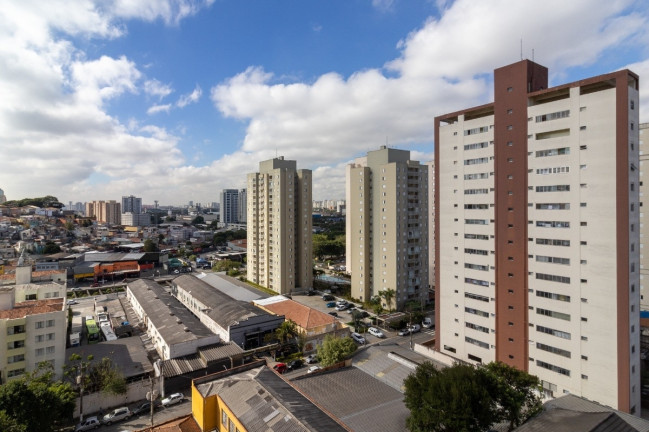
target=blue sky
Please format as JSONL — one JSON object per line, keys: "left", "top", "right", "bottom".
{"left": 1, "top": 0, "right": 648, "bottom": 206}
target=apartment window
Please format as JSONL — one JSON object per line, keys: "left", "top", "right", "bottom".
{"left": 465, "top": 336, "right": 489, "bottom": 349}
{"left": 536, "top": 110, "right": 570, "bottom": 122}
{"left": 537, "top": 325, "right": 571, "bottom": 339}
{"left": 536, "top": 221, "right": 570, "bottom": 228}
{"left": 35, "top": 321, "right": 45, "bottom": 329}
{"left": 464, "top": 142, "right": 489, "bottom": 151}
{"left": 536, "top": 203, "right": 570, "bottom": 210}
{"left": 631, "top": 100, "right": 635, "bottom": 109}
{"left": 536, "top": 342, "right": 571, "bottom": 358}
{"left": 536, "top": 185, "right": 570, "bottom": 192}
{"left": 536, "top": 255, "right": 570, "bottom": 265}
{"left": 536, "top": 148, "right": 570, "bottom": 157}
{"left": 537, "top": 307, "right": 571, "bottom": 321}
{"left": 536, "top": 360, "right": 570, "bottom": 376}
{"left": 537, "top": 166, "right": 569, "bottom": 175}
{"left": 536, "top": 290, "right": 570, "bottom": 302}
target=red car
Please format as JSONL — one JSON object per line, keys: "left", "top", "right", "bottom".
{"left": 273, "top": 363, "right": 287, "bottom": 374}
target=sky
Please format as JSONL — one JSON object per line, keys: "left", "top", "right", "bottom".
{"left": 1, "top": 0, "right": 648, "bottom": 206}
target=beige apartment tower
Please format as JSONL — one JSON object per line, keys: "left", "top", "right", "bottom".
{"left": 347, "top": 146, "right": 428, "bottom": 311}
{"left": 85, "top": 200, "right": 121, "bottom": 224}
{"left": 247, "top": 157, "right": 313, "bottom": 295}
{"left": 434, "top": 60, "right": 640, "bottom": 413}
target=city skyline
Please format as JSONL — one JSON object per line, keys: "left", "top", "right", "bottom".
{"left": 1, "top": 1, "right": 648, "bottom": 204}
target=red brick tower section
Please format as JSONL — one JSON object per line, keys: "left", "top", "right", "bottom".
{"left": 493, "top": 61, "right": 548, "bottom": 370}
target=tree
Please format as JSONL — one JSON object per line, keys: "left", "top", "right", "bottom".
{"left": 485, "top": 362, "right": 543, "bottom": 431}
{"left": 0, "top": 363, "right": 76, "bottom": 432}
{"left": 42, "top": 241, "right": 61, "bottom": 254}
{"left": 143, "top": 239, "right": 158, "bottom": 252}
{"left": 192, "top": 215, "right": 204, "bottom": 225}
{"left": 274, "top": 320, "right": 298, "bottom": 345}
{"left": 64, "top": 354, "right": 127, "bottom": 395}
{"left": 404, "top": 362, "right": 542, "bottom": 432}
{"left": 404, "top": 362, "right": 496, "bottom": 432}
{"left": 379, "top": 289, "right": 396, "bottom": 312}
{"left": 316, "top": 334, "right": 357, "bottom": 367}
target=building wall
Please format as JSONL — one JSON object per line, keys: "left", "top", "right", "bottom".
{"left": 348, "top": 147, "right": 428, "bottom": 310}
{"left": 220, "top": 189, "right": 239, "bottom": 225}
{"left": 640, "top": 123, "right": 649, "bottom": 310}
{"left": 434, "top": 60, "right": 640, "bottom": 413}
{"left": 247, "top": 157, "right": 313, "bottom": 294}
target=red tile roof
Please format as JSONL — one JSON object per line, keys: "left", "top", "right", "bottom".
{"left": 262, "top": 299, "right": 335, "bottom": 329}
{"left": 0, "top": 298, "right": 64, "bottom": 319}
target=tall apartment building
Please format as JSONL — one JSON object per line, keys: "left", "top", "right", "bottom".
{"left": 434, "top": 60, "right": 640, "bottom": 413}
{"left": 640, "top": 123, "right": 649, "bottom": 311}
{"left": 347, "top": 146, "right": 428, "bottom": 310}
{"left": 0, "top": 187, "right": 6, "bottom": 204}
{"left": 220, "top": 189, "right": 240, "bottom": 225}
{"left": 238, "top": 189, "right": 247, "bottom": 224}
{"left": 121, "top": 195, "right": 142, "bottom": 213}
{"left": 85, "top": 200, "right": 121, "bottom": 224}
{"left": 247, "top": 157, "right": 312, "bottom": 295}
{"left": 426, "top": 158, "right": 435, "bottom": 294}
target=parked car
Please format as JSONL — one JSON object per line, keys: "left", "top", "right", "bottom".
{"left": 102, "top": 407, "right": 131, "bottom": 425}
{"left": 409, "top": 324, "right": 421, "bottom": 333}
{"left": 336, "top": 300, "right": 348, "bottom": 306}
{"left": 322, "top": 294, "right": 335, "bottom": 301}
{"left": 398, "top": 328, "right": 411, "bottom": 336}
{"left": 305, "top": 354, "right": 318, "bottom": 364}
{"left": 67, "top": 299, "right": 78, "bottom": 305}
{"left": 306, "top": 290, "right": 316, "bottom": 296}
{"left": 131, "top": 401, "right": 152, "bottom": 416}
{"left": 161, "top": 393, "right": 184, "bottom": 407}
{"left": 273, "top": 363, "right": 287, "bottom": 374}
{"left": 75, "top": 416, "right": 101, "bottom": 431}
{"left": 328, "top": 311, "right": 338, "bottom": 317}
{"left": 307, "top": 365, "right": 322, "bottom": 374}
{"left": 351, "top": 332, "right": 366, "bottom": 344}
{"left": 422, "top": 317, "right": 433, "bottom": 328}
{"left": 287, "top": 359, "right": 303, "bottom": 371}
{"left": 336, "top": 303, "right": 350, "bottom": 311}
{"left": 326, "top": 301, "right": 336, "bottom": 308}
{"left": 368, "top": 327, "right": 385, "bottom": 338}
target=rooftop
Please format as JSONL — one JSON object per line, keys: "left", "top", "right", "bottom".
{"left": 0, "top": 298, "right": 64, "bottom": 319}
{"left": 65, "top": 336, "right": 153, "bottom": 379}
{"left": 254, "top": 296, "right": 335, "bottom": 329}
{"left": 128, "top": 278, "right": 215, "bottom": 345}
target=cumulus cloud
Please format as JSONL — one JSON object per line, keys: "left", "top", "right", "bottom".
{"left": 147, "top": 104, "right": 172, "bottom": 115}
{"left": 144, "top": 79, "right": 174, "bottom": 99}
{"left": 177, "top": 85, "right": 202, "bottom": 108}
{"left": 209, "top": 0, "right": 648, "bottom": 202}
{"left": 0, "top": 0, "right": 209, "bottom": 203}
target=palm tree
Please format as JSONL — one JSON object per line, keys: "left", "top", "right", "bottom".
{"left": 379, "top": 289, "right": 396, "bottom": 312}
{"left": 275, "top": 319, "right": 298, "bottom": 345}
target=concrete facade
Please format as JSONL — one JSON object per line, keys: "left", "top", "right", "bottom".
{"left": 434, "top": 60, "right": 640, "bottom": 413}
{"left": 247, "top": 157, "right": 313, "bottom": 295}
{"left": 347, "top": 147, "right": 429, "bottom": 310}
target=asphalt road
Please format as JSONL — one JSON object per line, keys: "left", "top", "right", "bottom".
{"left": 95, "top": 395, "right": 192, "bottom": 432}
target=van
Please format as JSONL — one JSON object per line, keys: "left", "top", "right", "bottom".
{"left": 409, "top": 324, "right": 421, "bottom": 333}
{"left": 422, "top": 317, "right": 433, "bottom": 328}
{"left": 351, "top": 332, "right": 366, "bottom": 344}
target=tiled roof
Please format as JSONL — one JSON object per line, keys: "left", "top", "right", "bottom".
{"left": 0, "top": 298, "right": 63, "bottom": 319}
{"left": 134, "top": 415, "right": 201, "bottom": 432}
{"left": 260, "top": 298, "right": 335, "bottom": 329}
{"left": 513, "top": 409, "right": 636, "bottom": 432}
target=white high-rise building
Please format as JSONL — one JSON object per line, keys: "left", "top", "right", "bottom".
{"left": 433, "top": 60, "right": 640, "bottom": 413}
{"left": 247, "top": 157, "right": 312, "bottom": 294}
{"left": 347, "top": 146, "right": 429, "bottom": 310}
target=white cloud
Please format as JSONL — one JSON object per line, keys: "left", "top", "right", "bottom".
{"left": 144, "top": 79, "right": 173, "bottom": 99}
{"left": 111, "top": 0, "right": 215, "bottom": 26}
{"left": 147, "top": 104, "right": 172, "bottom": 115}
{"left": 372, "top": 0, "right": 395, "bottom": 13}
{"left": 210, "top": 0, "right": 649, "bottom": 201}
{"left": 177, "top": 85, "right": 202, "bottom": 108}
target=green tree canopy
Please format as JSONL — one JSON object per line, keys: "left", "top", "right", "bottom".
{"left": 64, "top": 354, "right": 127, "bottom": 395}
{"left": 316, "top": 335, "right": 357, "bottom": 367}
{"left": 143, "top": 239, "right": 158, "bottom": 252}
{"left": 312, "top": 234, "right": 345, "bottom": 260}
{"left": 274, "top": 320, "right": 299, "bottom": 345}
{"left": 4, "top": 195, "right": 63, "bottom": 209}
{"left": 404, "top": 361, "right": 542, "bottom": 432}
{"left": 192, "top": 215, "right": 205, "bottom": 225}
{"left": 213, "top": 229, "right": 246, "bottom": 245}
{"left": 0, "top": 363, "right": 76, "bottom": 432}
{"left": 43, "top": 241, "right": 61, "bottom": 254}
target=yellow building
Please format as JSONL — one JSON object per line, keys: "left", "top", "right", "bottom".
{"left": 191, "top": 361, "right": 348, "bottom": 432}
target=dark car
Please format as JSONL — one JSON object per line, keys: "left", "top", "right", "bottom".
{"left": 328, "top": 311, "right": 338, "bottom": 317}
{"left": 322, "top": 294, "right": 335, "bottom": 301}
{"left": 287, "top": 359, "right": 303, "bottom": 371}
{"left": 131, "top": 401, "right": 151, "bottom": 416}
{"left": 306, "top": 290, "right": 316, "bottom": 296}
{"left": 326, "top": 301, "right": 336, "bottom": 308}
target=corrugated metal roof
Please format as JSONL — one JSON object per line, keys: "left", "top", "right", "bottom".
{"left": 198, "top": 342, "right": 244, "bottom": 363}
{"left": 84, "top": 252, "right": 145, "bottom": 262}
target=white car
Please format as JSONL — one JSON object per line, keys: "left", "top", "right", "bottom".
{"left": 422, "top": 317, "right": 433, "bottom": 328}
{"left": 75, "top": 416, "right": 100, "bottom": 431}
{"left": 307, "top": 365, "right": 321, "bottom": 374}
{"left": 102, "top": 407, "right": 131, "bottom": 425}
{"left": 67, "top": 299, "right": 78, "bottom": 305}
{"left": 305, "top": 354, "right": 318, "bottom": 364}
{"left": 161, "top": 392, "right": 183, "bottom": 407}
{"left": 368, "top": 327, "right": 385, "bottom": 338}
{"left": 351, "top": 332, "right": 366, "bottom": 344}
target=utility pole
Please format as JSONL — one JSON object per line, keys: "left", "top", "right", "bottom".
{"left": 147, "top": 373, "right": 158, "bottom": 427}
{"left": 77, "top": 363, "right": 85, "bottom": 422}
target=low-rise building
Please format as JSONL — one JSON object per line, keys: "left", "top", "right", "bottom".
{"left": 171, "top": 275, "right": 284, "bottom": 349}
{"left": 127, "top": 279, "right": 220, "bottom": 360}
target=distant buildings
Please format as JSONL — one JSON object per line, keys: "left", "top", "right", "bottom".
{"left": 86, "top": 200, "right": 121, "bottom": 225}
{"left": 220, "top": 189, "right": 240, "bottom": 225}
{"left": 237, "top": 188, "right": 247, "bottom": 224}
{"left": 121, "top": 195, "right": 149, "bottom": 227}
{"left": 0, "top": 188, "right": 6, "bottom": 204}
{"left": 247, "top": 157, "right": 313, "bottom": 294}
{"left": 346, "top": 146, "right": 429, "bottom": 310}
{"left": 433, "top": 60, "right": 640, "bottom": 413}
